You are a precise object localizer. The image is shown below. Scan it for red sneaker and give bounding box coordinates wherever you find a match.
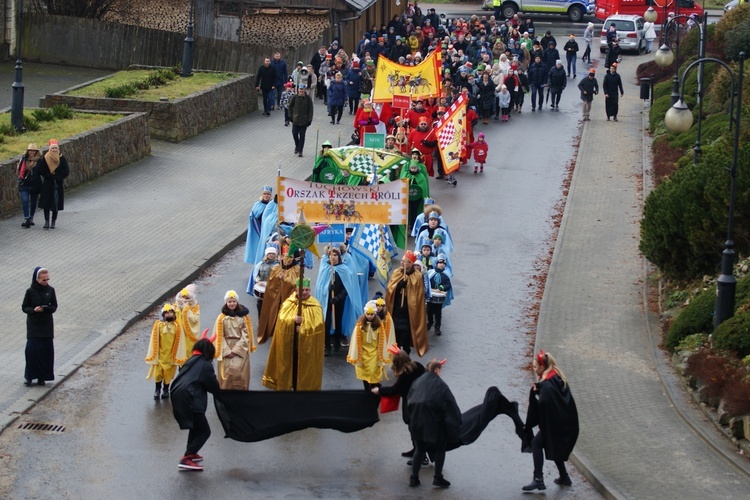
[186,453,203,463]
[178,457,204,471]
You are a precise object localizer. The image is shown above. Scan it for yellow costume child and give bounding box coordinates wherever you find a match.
[347,301,395,390]
[175,285,200,360]
[145,303,187,400]
[212,290,256,390]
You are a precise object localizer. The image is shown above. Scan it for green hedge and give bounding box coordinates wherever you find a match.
[667,274,750,351]
[713,311,750,357]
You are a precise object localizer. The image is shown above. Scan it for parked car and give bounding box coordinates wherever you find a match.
[724,0,739,12]
[600,14,646,54]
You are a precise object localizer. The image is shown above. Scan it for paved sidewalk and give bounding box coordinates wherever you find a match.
[536,60,750,496]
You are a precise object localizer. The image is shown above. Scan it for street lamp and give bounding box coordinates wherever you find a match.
[654,13,707,163]
[10,0,25,132]
[181,2,195,77]
[664,52,746,329]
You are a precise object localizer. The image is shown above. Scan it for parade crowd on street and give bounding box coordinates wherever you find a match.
[18,1,585,492]
[155,2,583,486]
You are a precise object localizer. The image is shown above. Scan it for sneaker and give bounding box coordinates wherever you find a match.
[433,475,451,488]
[409,476,421,487]
[554,475,572,486]
[401,448,415,458]
[613,117,618,122]
[186,453,204,463]
[178,457,204,471]
[340,337,350,348]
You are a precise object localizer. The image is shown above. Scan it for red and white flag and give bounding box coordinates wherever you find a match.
[435,94,467,174]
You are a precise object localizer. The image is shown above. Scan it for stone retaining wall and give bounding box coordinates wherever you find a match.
[43,74,256,142]
[0,112,151,217]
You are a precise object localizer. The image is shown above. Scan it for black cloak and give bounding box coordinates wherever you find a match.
[523,375,579,461]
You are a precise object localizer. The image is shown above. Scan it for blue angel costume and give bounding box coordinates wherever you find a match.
[315,253,363,348]
[243,188,278,265]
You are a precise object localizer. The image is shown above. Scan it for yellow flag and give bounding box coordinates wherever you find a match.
[372,49,442,103]
[435,94,467,174]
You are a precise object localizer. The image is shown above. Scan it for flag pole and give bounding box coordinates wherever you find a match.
[293,249,305,392]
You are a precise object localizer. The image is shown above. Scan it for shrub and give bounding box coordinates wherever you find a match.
[666,286,715,350]
[666,275,750,351]
[685,348,750,417]
[104,83,137,99]
[32,108,55,122]
[717,4,750,61]
[22,116,40,132]
[666,289,688,309]
[725,23,750,63]
[51,104,73,120]
[0,123,16,137]
[712,311,750,357]
[640,135,750,280]
[676,333,709,352]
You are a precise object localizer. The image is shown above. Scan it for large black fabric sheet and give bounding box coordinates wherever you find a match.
[214,390,380,442]
[450,386,525,451]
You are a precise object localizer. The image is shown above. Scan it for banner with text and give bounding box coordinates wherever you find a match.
[277,177,408,226]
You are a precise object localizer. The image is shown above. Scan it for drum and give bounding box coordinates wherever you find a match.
[428,290,446,304]
[253,282,266,299]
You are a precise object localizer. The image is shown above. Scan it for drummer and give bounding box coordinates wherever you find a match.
[247,245,280,316]
[426,254,453,337]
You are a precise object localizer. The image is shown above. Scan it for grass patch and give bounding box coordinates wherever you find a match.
[0,111,123,159]
[66,69,237,101]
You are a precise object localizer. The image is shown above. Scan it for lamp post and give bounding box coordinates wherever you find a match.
[10,0,25,132]
[653,14,706,161]
[181,2,195,77]
[664,52,745,329]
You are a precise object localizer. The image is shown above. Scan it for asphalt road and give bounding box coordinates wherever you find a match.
[0,82,602,497]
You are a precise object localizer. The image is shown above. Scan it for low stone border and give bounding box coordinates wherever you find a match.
[43,72,257,142]
[0,111,151,217]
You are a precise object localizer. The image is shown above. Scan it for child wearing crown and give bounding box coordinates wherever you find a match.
[347,301,395,390]
[145,303,187,399]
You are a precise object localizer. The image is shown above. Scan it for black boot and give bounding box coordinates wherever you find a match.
[435,325,441,336]
[161,383,170,399]
[433,475,451,488]
[554,474,572,486]
[22,218,31,228]
[29,217,35,226]
[522,477,546,491]
[50,219,56,229]
[409,476,421,487]
[43,220,50,229]
[154,382,162,400]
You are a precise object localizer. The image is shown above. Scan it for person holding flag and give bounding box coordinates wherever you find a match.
[262,278,325,391]
[400,150,430,232]
[315,245,362,356]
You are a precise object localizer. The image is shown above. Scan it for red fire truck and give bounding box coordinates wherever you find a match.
[595,0,704,24]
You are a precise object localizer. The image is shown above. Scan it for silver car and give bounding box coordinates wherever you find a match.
[724,0,739,12]
[600,14,646,54]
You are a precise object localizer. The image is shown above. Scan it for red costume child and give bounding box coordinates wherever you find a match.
[353,100,380,146]
[407,116,437,176]
[467,132,489,174]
